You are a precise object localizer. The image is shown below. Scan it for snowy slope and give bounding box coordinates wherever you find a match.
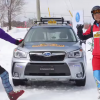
[0,28,99,100]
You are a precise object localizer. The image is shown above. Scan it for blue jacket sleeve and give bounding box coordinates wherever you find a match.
[0,28,17,44]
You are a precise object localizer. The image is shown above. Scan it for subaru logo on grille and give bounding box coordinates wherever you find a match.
[43,52,51,57]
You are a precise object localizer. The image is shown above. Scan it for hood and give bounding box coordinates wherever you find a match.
[18,42,81,53]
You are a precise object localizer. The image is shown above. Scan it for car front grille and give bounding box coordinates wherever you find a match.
[29,51,66,61]
[24,63,71,76]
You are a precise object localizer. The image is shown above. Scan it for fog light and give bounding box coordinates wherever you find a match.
[14,72,19,77]
[76,72,83,78]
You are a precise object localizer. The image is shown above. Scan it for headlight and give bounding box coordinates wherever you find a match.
[14,49,27,58]
[67,49,83,58]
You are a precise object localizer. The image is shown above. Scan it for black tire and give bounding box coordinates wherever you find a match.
[75,76,86,86]
[12,79,26,86]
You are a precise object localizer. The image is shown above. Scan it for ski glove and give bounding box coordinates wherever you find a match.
[76,24,84,31]
[76,24,84,36]
[16,39,23,45]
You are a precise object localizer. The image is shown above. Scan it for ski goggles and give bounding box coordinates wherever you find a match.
[92,9,100,14]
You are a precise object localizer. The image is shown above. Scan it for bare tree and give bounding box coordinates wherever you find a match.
[0,0,6,27]
[5,0,25,30]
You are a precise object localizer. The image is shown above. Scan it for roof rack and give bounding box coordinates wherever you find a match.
[34,17,70,25]
[41,17,64,24]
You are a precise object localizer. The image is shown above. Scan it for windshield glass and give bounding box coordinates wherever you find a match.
[24,27,77,42]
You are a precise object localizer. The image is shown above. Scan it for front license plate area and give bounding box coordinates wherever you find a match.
[39,65,55,72]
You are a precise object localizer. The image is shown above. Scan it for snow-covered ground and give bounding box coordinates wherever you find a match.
[0,27,98,100]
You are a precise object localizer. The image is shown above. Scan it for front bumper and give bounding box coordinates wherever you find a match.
[11,57,86,81]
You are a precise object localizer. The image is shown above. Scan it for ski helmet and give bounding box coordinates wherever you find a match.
[91,6,100,19]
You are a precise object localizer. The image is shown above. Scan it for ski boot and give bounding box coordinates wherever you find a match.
[8,90,24,100]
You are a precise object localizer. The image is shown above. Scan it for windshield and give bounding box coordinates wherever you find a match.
[24,27,77,42]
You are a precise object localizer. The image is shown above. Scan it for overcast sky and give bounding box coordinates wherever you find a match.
[17,0,100,23]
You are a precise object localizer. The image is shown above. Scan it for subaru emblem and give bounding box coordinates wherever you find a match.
[43,52,51,57]
[76,12,80,22]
